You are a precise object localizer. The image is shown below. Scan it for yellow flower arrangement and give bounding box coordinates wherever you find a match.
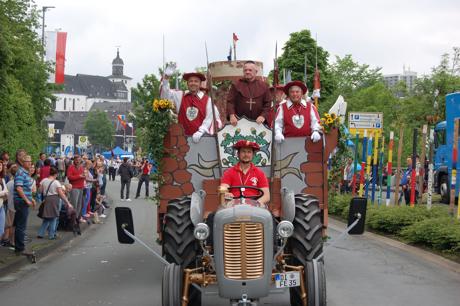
[320,112,340,133]
[152,99,175,112]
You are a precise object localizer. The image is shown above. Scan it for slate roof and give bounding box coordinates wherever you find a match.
[60,74,128,99]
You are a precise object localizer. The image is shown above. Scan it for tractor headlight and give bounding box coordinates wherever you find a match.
[277,221,294,238]
[194,223,210,241]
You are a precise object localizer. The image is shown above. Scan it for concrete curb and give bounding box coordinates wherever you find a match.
[328,217,460,275]
[0,198,113,277]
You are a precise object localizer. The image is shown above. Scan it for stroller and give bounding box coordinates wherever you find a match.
[58,203,81,235]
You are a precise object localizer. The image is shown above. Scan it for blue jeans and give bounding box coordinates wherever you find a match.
[14,201,29,252]
[82,187,91,216]
[38,217,58,239]
[0,206,5,237]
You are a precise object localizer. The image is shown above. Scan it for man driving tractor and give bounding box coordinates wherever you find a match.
[220,140,270,205]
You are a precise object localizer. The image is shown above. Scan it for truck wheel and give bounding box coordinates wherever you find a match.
[440,175,450,204]
[162,197,202,306]
[288,194,324,306]
[163,197,198,267]
[162,263,182,306]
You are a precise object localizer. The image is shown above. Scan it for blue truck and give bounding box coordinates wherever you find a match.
[434,92,460,203]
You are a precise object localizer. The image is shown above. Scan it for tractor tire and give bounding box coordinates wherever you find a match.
[440,174,450,204]
[288,194,324,306]
[162,197,198,268]
[162,263,182,306]
[162,197,202,306]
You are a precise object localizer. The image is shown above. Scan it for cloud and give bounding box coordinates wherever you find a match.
[36,0,460,84]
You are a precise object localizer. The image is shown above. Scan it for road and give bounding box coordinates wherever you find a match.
[0,180,459,306]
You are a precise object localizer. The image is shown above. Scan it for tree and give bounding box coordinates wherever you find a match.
[277,29,331,98]
[84,110,115,151]
[0,0,55,157]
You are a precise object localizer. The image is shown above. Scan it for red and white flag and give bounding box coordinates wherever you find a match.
[233,33,239,44]
[45,31,67,84]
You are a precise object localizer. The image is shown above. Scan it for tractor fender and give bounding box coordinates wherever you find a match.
[190,190,206,226]
[281,187,295,222]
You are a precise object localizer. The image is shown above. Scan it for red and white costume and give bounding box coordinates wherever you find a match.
[160,77,221,139]
[274,98,321,137]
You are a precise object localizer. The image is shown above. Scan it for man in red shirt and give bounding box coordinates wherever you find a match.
[220,140,270,205]
[135,159,152,199]
[66,155,86,219]
[274,81,322,143]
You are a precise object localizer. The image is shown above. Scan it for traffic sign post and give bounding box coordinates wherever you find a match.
[349,112,383,138]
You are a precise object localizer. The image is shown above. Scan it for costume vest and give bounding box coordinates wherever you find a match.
[178,93,208,135]
[282,102,312,137]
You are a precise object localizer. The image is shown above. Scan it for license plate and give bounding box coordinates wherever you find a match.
[275,271,300,288]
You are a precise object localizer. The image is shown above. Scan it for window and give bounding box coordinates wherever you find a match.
[64,98,67,110]
[73,99,75,111]
[434,129,446,148]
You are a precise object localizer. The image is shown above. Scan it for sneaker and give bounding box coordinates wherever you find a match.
[121,199,125,202]
[100,214,107,218]
[84,214,91,218]
[36,235,44,239]
[126,198,132,202]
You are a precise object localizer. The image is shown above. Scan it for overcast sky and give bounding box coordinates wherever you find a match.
[35,0,460,85]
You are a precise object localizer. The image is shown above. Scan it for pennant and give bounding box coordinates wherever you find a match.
[227,45,232,61]
[312,68,321,98]
[45,31,67,84]
[117,114,127,129]
[233,33,239,43]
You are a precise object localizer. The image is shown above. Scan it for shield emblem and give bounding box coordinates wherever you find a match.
[186,106,199,121]
[292,114,305,129]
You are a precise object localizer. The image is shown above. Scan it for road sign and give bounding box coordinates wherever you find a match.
[349,112,383,138]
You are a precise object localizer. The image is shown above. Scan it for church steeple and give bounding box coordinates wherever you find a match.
[112,48,124,76]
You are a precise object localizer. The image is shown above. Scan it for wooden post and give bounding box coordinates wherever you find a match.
[427,128,434,210]
[377,135,385,206]
[394,128,404,206]
[371,133,379,204]
[351,133,360,196]
[450,119,459,215]
[386,132,394,206]
[418,125,428,201]
[359,130,368,197]
[365,133,373,199]
[410,128,418,207]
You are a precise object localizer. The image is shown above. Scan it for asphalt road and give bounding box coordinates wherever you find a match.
[0,180,459,306]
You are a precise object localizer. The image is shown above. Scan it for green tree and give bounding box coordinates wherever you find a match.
[277,29,331,98]
[0,0,55,157]
[84,110,115,151]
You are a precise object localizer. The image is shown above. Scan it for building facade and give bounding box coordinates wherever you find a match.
[383,67,417,92]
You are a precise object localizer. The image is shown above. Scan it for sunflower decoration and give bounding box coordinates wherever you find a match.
[320,112,340,133]
[152,99,175,113]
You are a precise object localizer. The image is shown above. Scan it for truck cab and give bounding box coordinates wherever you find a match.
[434,92,460,203]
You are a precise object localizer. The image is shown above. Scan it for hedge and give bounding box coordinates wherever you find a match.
[328,194,459,253]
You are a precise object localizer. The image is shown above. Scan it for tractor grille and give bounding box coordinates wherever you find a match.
[223,222,264,280]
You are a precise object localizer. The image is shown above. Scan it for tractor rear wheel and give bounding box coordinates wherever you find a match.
[288,194,324,306]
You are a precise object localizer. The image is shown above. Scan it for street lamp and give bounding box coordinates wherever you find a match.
[41,6,55,54]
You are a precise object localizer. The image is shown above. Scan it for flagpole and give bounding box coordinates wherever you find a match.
[314,33,319,109]
[233,40,237,61]
[162,34,165,74]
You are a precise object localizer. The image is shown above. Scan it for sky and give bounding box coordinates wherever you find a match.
[35,0,460,85]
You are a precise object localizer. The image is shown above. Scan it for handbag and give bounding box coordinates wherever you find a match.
[37,179,55,219]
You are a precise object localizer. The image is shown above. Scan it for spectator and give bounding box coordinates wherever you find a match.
[38,167,72,239]
[15,149,26,166]
[13,154,35,255]
[56,157,66,182]
[1,151,9,181]
[38,158,51,186]
[67,155,86,219]
[82,160,97,220]
[1,164,18,247]
[400,157,419,204]
[135,159,152,199]
[108,158,116,181]
[35,152,46,172]
[0,161,8,238]
[118,157,133,201]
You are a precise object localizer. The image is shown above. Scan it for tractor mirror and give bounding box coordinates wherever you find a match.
[347,197,367,235]
[115,207,135,244]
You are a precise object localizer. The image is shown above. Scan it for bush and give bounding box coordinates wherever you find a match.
[365,205,447,235]
[328,194,353,218]
[401,217,460,253]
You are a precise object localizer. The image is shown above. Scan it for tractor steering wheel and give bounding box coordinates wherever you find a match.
[227,186,264,200]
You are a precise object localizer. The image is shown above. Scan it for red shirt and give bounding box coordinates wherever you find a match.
[67,164,85,189]
[38,165,50,185]
[178,93,208,136]
[142,163,150,175]
[221,163,268,198]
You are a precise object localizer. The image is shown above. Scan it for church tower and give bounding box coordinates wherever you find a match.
[108,48,132,102]
[112,48,124,76]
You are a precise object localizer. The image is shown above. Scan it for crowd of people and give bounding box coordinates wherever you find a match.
[0,149,152,256]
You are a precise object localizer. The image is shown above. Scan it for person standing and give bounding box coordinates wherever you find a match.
[37,167,72,239]
[160,71,222,142]
[274,81,322,143]
[108,158,116,181]
[56,157,66,182]
[0,162,8,239]
[227,61,272,126]
[66,155,86,218]
[118,157,133,201]
[135,159,152,199]
[13,154,35,255]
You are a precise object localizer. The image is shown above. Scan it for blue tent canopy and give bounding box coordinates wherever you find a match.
[102,146,133,159]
